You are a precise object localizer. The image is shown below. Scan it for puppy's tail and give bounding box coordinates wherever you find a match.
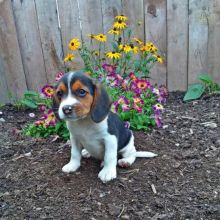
[136,151,158,158]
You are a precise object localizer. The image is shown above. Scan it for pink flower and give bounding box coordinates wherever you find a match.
[136,79,151,90]
[155,115,162,128]
[133,104,143,113]
[41,85,54,98]
[38,104,47,112]
[129,72,137,81]
[55,71,64,81]
[35,120,46,127]
[124,121,130,129]
[115,96,130,112]
[102,64,116,73]
[44,109,57,126]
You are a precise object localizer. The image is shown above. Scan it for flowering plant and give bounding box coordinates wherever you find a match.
[24,15,167,140]
[64,14,167,129]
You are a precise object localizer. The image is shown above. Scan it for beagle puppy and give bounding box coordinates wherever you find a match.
[53,71,157,183]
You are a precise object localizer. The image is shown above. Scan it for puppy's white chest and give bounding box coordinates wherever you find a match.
[67,119,107,160]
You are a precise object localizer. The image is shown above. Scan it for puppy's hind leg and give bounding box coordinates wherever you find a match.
[118,135,136,168]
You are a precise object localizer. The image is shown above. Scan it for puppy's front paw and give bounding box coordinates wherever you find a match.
[98,166,116,183]
[62,161,80,173]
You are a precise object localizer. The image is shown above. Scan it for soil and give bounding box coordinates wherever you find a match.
[0,92,220,220]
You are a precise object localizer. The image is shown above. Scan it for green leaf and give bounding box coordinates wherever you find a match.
[24,91,39,97]
[183,84,205,101]
[198,74,213,84]
[20,99,38,108]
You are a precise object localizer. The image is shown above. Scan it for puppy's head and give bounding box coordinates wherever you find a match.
[53,71,111,123]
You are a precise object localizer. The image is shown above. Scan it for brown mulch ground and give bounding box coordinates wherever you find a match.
[0,92,220,220]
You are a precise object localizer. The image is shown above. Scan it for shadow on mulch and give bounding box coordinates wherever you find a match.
[0,92,220,219]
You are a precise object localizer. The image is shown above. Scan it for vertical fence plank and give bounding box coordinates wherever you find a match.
[58,0,83,70]
[79,0,103,37]
[35,0,64,83]
[122,0,144,40]
[79,0,103,53]
[101,0,122,34]
[0,0,27,102]
[208,0,220,82]
[144,0,167,86]
[101,0,122,50]
[12,0,47,91]
[167,0,188,91]
[188,0,209,85]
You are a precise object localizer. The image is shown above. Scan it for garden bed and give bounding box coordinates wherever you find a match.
[0,92,219,219]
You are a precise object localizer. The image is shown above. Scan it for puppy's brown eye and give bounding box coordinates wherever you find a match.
[57,90,63,98]
[77,89,87,97]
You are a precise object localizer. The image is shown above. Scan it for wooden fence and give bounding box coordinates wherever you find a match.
[0,0,220,103]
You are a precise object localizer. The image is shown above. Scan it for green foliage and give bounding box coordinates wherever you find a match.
[12,91,52,110]
[184,74,220,101]
[24,120,69,141]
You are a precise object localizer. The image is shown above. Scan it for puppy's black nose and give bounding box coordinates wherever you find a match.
[62,105,73,115]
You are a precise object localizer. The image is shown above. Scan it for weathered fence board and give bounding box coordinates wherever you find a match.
[122,0,144,40]
[167,0,188,91]
[0,0,27,102]
[35,0,64,83]
[144,0,167,86]
[208,0,220,82]
[12,0,47,91]
[78,0,103,53]
[58,0,83,70]
[188,0,209,84]
[101,0,122,50]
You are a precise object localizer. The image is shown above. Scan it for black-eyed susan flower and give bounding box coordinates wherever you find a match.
[108,28,120,35]
[119,44,132,53]
[64,54,75,62]
[130,44,139,53]
[153,54,163,63]
[147,42,158,53]
[94,34,107,42]
[41,85,54,98]
[93,50,100,56]
[113,20,127,29]
[106,51,121,59]
[133,37,143,45]
[68,38,81,50]
[140,42,157,53]
[115,15,128,21]
[87,34,95,39]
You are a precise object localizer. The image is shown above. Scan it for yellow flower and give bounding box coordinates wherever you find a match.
[106,51,121,59]
[153,54,163,63]
[87,34,95,39]
[108,28,120,35]
[133,37,143,45]
[68,38,81,50]
[140,42,158,53]
[137,21,142,26]
[113,21,127,29]
[115,15,128,21]
[94,34,107,42]
[93,51,100,56]
[146,42,158,53]
[64,54,75,62]
[119,44,131,53]
[130,44,139,53]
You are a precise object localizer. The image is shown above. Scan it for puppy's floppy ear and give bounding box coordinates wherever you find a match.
[91,82,111,123]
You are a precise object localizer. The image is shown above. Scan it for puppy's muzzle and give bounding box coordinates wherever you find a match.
[62,105,73,115]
